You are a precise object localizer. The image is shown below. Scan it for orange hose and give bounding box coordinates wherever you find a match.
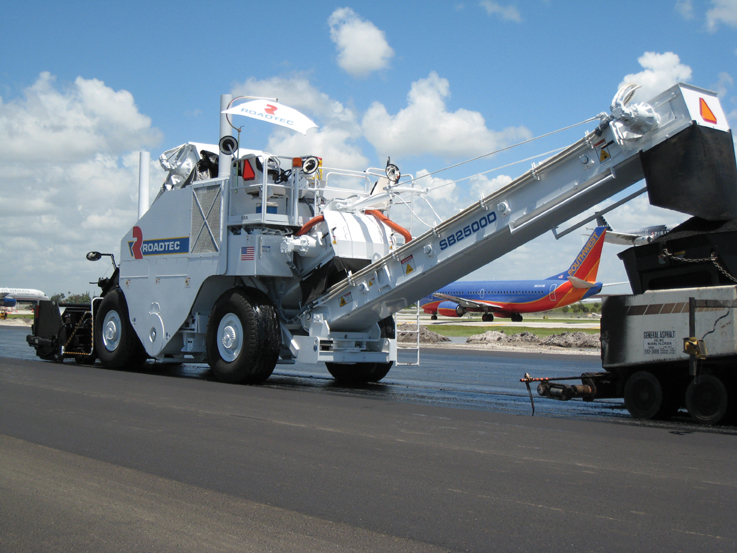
[294,215,325,236]
[295,211,412,244]
[365,209,412,243]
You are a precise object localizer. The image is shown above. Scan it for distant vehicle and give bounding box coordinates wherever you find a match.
[0,288,49,308]
[419,227,607,322]
[596,215,676,246]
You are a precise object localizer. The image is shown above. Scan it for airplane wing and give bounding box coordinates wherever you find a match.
[432,292,504,312]
[0,292,8,299]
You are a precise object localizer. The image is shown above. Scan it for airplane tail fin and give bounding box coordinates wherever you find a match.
[595,214,612,230]
[546,226,607,283]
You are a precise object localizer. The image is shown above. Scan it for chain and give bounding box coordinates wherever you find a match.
[661,248,737,283]
[63,311,93,354]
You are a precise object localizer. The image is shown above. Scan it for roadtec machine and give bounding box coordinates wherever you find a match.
[28,84,737,401]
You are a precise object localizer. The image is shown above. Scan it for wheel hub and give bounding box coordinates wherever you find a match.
[217,313,243,362]
[102,311,122,352]
[222,326,236,349]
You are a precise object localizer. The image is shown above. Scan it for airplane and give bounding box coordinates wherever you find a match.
[0,287,49,308]
[419,226,607,322]
[596,215,676,246]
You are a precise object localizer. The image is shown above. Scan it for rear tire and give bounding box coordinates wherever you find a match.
[94,289,147,370]
[326,362,394,383]
[326,317,394,384]
[623,371,669,420]
[686,374,730,425]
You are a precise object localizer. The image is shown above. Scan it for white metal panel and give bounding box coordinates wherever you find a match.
[605,286,737,367]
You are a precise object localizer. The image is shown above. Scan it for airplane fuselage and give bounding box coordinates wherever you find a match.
[0,287,49,307]
[420,279,602,319]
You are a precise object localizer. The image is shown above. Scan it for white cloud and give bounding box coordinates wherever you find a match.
[480,1,523,22]
[469,173,513,199]
[619,52,693,102]
[707,0,737,31]
[231,75,369,170]
[713,72,734,98]
[0,73,162,295]
[675,0,694,19]
[328,8,394,78]
[0,72,159,163]
[362,72,531,159]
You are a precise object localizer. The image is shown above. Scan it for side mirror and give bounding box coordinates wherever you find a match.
[86,251,117,269]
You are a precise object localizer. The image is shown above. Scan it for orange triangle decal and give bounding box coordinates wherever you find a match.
[699,98,717,124]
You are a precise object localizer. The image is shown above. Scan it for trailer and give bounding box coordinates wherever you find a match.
[27,83,737,393]
[531,218,737,425]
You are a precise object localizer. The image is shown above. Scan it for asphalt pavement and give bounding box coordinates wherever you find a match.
[2,355,736,552]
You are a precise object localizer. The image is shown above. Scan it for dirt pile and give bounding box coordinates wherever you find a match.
[397,323,451,343]
[540,332,600,349]
[466,329,599,349]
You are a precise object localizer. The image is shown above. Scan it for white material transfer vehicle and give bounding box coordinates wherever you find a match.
[28,83,737,389]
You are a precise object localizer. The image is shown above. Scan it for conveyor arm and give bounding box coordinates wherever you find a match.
[304,83,735,333]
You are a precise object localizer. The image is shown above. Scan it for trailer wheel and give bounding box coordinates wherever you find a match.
[623,371,669,420]
[94,289,147,370]
[325,316,394,384]
[685,374,730,425]
[207,288,279,384]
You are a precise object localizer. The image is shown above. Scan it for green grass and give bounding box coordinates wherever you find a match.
[5,314,33,320]
[425,325,600,338]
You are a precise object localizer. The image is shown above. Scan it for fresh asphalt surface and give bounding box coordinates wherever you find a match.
[2,326,737,551]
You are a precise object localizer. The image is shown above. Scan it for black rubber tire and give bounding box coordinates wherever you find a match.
[482,313,494,322]
[326,317,394,384]
[37,341,61,362]
[430,314,438,320]
[686,374,730,425]
[247,288,281,382]
[623,370,669,420]
[94,289,147,370]
[206,288,279,384]
[511,313,523,322]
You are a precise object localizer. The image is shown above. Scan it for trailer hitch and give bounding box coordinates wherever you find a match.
[520,373,612,415]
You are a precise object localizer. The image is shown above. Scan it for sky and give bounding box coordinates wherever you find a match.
[1,0,736,298]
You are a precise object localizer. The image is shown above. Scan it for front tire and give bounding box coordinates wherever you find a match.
[206,288,280,384]
[94,289,147,370]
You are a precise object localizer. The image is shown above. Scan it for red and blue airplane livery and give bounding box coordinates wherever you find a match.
[420,226,607,322]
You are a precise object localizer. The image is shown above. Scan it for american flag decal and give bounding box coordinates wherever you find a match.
[241,246,255,261]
